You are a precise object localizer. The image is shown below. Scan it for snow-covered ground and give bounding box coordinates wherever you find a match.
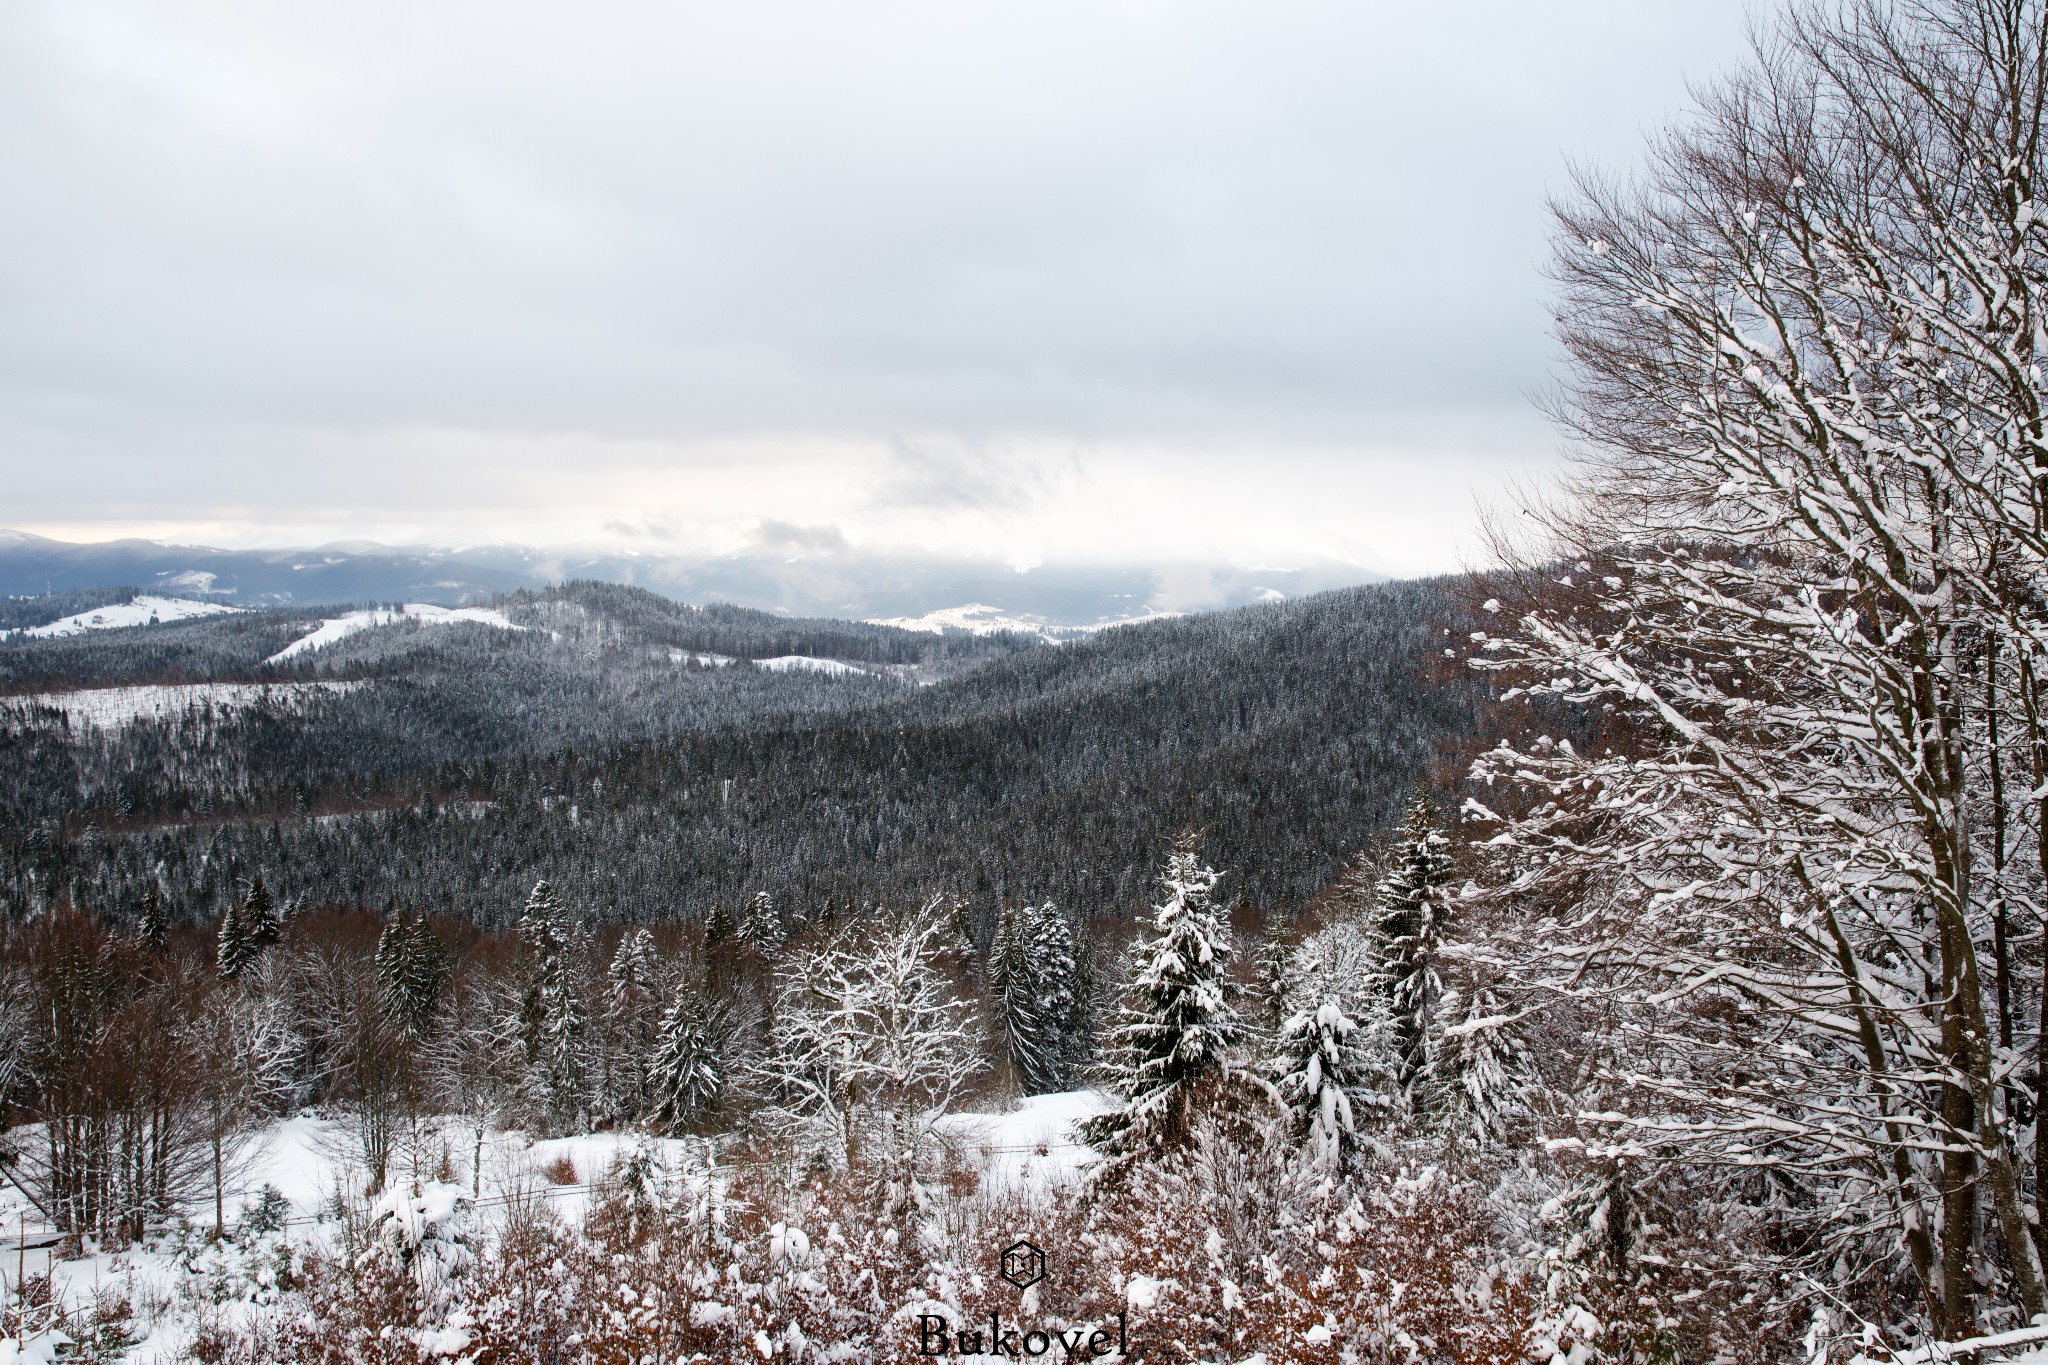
[266,604,524,663]
[866,603,1095,642]
[935,1089,1110,1194]
[866,603,1180,642]
[11,595,238,639]
[0,1092,1108,1298]
[751,654,871,677]
[667,648,736,667]
[9,681,363,731]
[0,1096,1105,1363]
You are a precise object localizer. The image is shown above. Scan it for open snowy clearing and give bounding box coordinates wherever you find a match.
[752,654,871,677]
[266,604,524,663]
[866,603,1180,642]
[10,595,239,639]
[933,1089,1108,1193]
[7,681,363,731]
[0,1094,1107,1365]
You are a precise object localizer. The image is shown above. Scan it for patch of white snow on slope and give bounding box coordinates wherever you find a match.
[866,603,1179,642]
[16,595,238,638]
[752,655,869,676]
[11,681,364,731]
[268,603,524,662]
[668,648,737,666]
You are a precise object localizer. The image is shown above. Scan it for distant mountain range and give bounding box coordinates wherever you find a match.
[0,530,1382,628]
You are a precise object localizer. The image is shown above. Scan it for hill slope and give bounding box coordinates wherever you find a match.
[2,578,1481,929]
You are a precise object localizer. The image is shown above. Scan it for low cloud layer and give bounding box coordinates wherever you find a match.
[0,0,1749,577]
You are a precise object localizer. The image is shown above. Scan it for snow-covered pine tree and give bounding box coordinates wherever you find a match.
[1429,984,1525,1148]
[378,914,450,1040]
[376,916,404,1013]
[740,890,786,959]
[517,880,589,1129]
[1024,900,1077,1080]
[608,928,658,1014]
[649,984,722,1133]
[217,895,254,978]
[403,916,449,1030]
[1255,923,1293,1025]
[1268,995,1396,1174]
[990,901,1073,1094]
[603,928,661,1120]
[1080,834,1245,1169]
[704,900,738,953]
[1374,797,1451,1098]
[243,875,280,949]
[138,881,167,955]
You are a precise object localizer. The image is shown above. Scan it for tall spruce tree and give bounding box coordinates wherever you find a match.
[217,896,254,978]
[990,900,1075,1094]
[1374,797,1451,1098]
[1079,835,1243,1168]
[138,881,167,955]
[740,890,786,959]
[603,928,661,1121]
[649,983,722,1133]
[243,875,280,949]
[378,914,449,1040]
[518,880,588,1129]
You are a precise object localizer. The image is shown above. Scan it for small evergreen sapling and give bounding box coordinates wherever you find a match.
[1431,985,1526,1147]
[1268,994,1398,1174]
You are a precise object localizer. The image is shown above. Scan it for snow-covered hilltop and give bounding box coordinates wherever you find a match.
[10,594,237,639]
[265,603,525,662]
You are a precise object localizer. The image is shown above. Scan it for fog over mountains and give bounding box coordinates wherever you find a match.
[0,529,1382,627]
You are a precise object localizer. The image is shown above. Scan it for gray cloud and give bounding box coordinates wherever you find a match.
[0,0,1753,572]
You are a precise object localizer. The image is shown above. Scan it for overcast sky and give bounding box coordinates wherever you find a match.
[0,0,1753,577]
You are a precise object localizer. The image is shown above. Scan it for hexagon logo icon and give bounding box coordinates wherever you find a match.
[1000,1238,1046,1290]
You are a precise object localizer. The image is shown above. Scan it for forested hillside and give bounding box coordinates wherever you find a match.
[1,576,1481,931]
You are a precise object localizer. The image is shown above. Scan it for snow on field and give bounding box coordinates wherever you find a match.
[9,681,363,731]
[13,595,238,639]
[752,654,870,676]
[0,1093,1106,1361]
[267,603,524,663]
[867,603,1087,640]
[867,603,1180,643]
[936,1090,1109,1193]
[667,648,737,666]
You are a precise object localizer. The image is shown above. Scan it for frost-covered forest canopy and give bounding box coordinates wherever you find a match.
[1,574,1477,930]
[17,0,2048,1362]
